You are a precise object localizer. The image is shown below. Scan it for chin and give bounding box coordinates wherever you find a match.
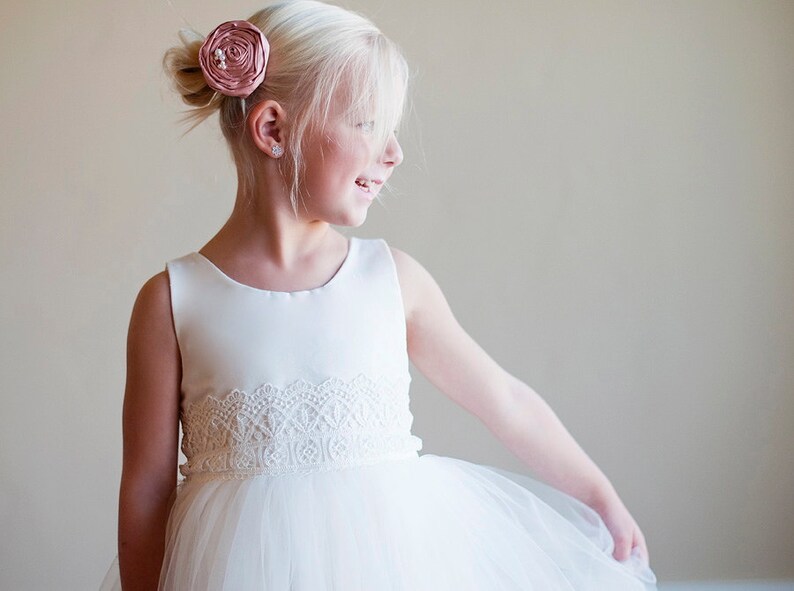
[340,213,368,228]
[321,208,366,228]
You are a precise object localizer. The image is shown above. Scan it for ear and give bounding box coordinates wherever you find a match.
[248,100,286,158]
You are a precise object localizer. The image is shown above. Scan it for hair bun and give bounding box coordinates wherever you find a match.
[162,26,225,130]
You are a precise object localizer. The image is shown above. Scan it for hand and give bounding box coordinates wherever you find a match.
[592,494,650,566]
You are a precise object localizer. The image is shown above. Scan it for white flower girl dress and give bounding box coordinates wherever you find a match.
[99,236,658,590]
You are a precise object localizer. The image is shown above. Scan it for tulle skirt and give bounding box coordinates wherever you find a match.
[99,453,658,590]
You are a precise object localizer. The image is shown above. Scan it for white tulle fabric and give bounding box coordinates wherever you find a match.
[99,237,658,590]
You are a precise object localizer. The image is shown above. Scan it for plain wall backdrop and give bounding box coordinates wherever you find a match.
[1,1,792,589]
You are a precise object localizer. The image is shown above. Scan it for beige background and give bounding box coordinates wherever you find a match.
[1,1,792,589]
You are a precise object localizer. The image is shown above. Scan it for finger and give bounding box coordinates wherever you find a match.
[612,533,632,561]
[636,533,650,566]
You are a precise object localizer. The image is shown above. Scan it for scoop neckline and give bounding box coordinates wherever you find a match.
[193,236,356,296]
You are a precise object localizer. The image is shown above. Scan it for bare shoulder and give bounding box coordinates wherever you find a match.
[130,270,176,341]
[388,244,439,322]
[387,243,511,424]
[137,270,171,306]
[126,269,181,400]
[387,243,420,275]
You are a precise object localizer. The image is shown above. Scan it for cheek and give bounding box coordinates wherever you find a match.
[307,133,370,192]
[307,161,351,194]
[326,132,371,161]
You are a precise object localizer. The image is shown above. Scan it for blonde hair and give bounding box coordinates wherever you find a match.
[162,0,410,215]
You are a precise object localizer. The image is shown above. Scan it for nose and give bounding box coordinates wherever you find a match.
[380,132,403,168]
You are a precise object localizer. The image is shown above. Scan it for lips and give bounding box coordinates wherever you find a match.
[354,177,383,192]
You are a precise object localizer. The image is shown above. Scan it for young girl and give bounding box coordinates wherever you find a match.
[100,1,658,589]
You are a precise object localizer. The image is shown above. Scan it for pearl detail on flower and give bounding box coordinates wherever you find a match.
[213,48,227,70]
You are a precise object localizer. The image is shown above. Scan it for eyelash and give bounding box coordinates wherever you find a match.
[357,122,399,138]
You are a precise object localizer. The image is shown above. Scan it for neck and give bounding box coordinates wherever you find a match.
[204,165,339,269]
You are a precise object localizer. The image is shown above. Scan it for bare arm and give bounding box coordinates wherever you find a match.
[392,246,648,563]
[117,271,181,590]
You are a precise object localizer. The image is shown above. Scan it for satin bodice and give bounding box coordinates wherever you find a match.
[165,237,422,481]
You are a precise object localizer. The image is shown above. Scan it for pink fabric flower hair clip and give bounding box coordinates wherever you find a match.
[198,20,270,98]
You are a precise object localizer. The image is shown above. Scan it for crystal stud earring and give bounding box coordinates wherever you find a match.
[271,144,283,157]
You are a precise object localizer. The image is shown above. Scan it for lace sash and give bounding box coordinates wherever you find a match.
[179,373,423,481]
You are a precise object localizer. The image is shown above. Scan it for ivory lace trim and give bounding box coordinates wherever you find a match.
[179,373,422,480]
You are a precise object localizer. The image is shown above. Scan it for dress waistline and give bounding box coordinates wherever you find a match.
[181,447,421,483]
